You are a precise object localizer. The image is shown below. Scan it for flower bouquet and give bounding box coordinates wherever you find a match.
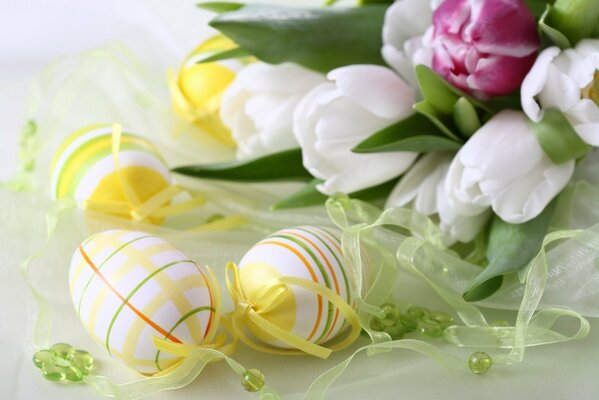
[5,0,599,399]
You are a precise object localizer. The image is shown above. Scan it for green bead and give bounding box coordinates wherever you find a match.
[383,324,406,340]
[33,350,55,369]
[64,366,84,382]
[418,321,443,337]
[407,306,429,319]
[72,350,94,374]
[41,364,67,382]
[468,352,492,375]
[50,343,75,360]
[241,369,265,392]
[400,314,419,332]
[381,303,400,320]
[380,318,396,328]
[369,317,384,331]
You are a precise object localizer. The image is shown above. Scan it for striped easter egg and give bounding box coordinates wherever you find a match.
[69,230,217,375]
[237,226,354,348]
[51,124,171,221]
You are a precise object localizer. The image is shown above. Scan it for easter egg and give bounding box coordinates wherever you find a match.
[171,35,247,146]
[237,226,354,348]
[51,124,171,222]
[69,230,217,375]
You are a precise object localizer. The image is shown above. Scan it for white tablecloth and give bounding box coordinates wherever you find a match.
[1,1,598,399]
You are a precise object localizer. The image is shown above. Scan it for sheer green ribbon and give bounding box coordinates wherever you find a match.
[304,195,591,400]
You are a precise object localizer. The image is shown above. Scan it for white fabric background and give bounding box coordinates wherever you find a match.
[0,1,598,399]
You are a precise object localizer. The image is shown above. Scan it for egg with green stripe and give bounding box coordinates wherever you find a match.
[237,226,354,348]
[69,229,218,375]
[51,124,171,222]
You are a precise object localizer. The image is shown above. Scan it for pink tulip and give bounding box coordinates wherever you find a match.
[431,0,539,98]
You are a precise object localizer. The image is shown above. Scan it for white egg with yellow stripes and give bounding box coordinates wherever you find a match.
[69,229,218,375]
[237,226,355,349]
[51,124,171,222]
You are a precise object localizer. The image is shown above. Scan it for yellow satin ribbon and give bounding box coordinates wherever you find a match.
[225,262,361,359]
[81,123,206,224]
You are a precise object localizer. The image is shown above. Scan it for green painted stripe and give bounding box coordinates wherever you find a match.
[104,259,195,356]
[154,306,215,371]
[272,234,334,345]
[77,235,152,317]
[296,227,351,304]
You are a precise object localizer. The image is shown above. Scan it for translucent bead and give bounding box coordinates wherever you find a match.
[380,318,396,328]
[468,351,492,375]
[407,306,429,319]
[369,317,384,332]
[418,321,443,337]
[50,343,75,360]
[384,324,406,340]
[64,366,84,382]
[241,369,265,392]
[41,364,67,382]
[33,350,54,369]
[399,314,419,332]
[381,303,400,320]
[72,350,94,374]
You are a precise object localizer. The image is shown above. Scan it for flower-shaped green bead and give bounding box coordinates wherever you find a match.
[33,343,94,382]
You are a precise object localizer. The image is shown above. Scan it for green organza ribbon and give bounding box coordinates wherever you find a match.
[303,195,590,400]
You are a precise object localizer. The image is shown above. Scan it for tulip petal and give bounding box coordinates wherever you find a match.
[317,152,417,195]
[520,47,561,122]
[328,65,415,120]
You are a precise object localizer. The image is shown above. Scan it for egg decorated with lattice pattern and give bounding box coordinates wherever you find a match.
[69,229,217,375]
[51,124,171,222]
[237,226,355,348]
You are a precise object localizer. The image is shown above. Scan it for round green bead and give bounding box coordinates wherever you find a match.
[64,366,84,382]
[72,350,94,374]
[407,306,429,319]
[383,324,406,340]
[50,343,75,360]
[468,351,492,375]
[400,314,419,332]
[241,369,265,392]
[33,350,55,369]
[369,317,384,331]
[381,303,400,320]
[41,364,67,382]
[418,321,443,337]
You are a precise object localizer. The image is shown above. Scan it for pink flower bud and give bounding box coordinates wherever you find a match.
[431,0,539,98]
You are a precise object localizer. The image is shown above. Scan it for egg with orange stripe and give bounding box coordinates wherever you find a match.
[237,226,355,349]
[69,229,218,375]
[51,124,171,223]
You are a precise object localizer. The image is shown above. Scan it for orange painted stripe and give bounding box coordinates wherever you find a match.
[79,246,182,344]
[258,240,323,342]
[283,231,341,341]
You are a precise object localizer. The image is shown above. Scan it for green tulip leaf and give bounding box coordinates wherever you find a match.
[197,2,245,13]
[353,113,462,153]
[209,4,387,73]
[172,148,313,182]
[413,101,461,141]
[529,108,591,164]
[463,199,557,302]
[194,47,250,64]
[272,178,398,210]
[414,65,489,114]
[539,4,572,49]
[453,97,481,137]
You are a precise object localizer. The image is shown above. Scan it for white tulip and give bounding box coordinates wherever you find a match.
[387,152,489,244]
[220,62,326,159]
[446,110,574,224]
[381,0,436,87]
[293,65,418,195]
[521,39,599,146]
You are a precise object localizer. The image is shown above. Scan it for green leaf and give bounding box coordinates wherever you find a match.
[209,4,387,73]
[415,65,489,114]
[194,47,250,64]
[413,101,461,141]
[272,178,398,210]
[197,2,245,13]
[539,4,572,49]
[463,200,558,301]
[529,108,591,164]
[453,97,481,138]
[352,113,462,153]
[546,0,599,46]
[172,149,313,182]
[271,180,327,209]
